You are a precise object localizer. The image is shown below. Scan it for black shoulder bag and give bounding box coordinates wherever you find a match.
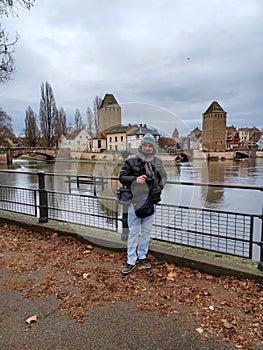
[117,186,133,206]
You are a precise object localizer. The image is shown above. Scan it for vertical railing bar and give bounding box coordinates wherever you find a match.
[249,215,254,260]
[115,199,119,232]
[257,207,263,271]
[34,189,37,217]
[38,171,48,223]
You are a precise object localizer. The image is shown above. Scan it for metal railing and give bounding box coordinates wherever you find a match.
[0,170,262,271]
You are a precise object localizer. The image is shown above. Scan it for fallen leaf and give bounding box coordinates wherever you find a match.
[223,322,234,329]
[26,315,38,324]
[164,262,175,272]
[196,327,204,334]
[167,271,177,281]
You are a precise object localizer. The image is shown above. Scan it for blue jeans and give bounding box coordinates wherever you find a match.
[127,203,155,265]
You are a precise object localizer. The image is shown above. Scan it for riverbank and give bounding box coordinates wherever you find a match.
[1,149,263,165]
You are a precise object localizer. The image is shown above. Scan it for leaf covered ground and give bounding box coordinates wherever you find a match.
[0,223,262,349]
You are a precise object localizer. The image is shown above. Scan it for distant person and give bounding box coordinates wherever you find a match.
[119,133,167,275]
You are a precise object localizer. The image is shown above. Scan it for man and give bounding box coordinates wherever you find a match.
[119,133,167,275]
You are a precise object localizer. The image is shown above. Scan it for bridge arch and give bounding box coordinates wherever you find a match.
[7,147,61,163]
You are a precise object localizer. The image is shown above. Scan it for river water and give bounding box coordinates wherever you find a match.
[1,157,263,215]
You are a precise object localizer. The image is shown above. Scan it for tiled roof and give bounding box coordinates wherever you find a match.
[64,128,90,140]
[100,94,120,108]
[95,124,122,139]
[128,125,160,136]
[203,101,226,115]
[106,125,137,134]
[64,130,81,140]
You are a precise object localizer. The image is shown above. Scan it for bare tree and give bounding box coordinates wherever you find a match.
[93,95,102,134]
[0,29,18,83]
[54,107,67,137]
[0,0,35,83]
[67,121,74,133]
[86,106,93,135]
[0,106,13,145]
[0,0,34,16]
[24,105,38,146]
[74,108,84,132]
[39,81,57,147]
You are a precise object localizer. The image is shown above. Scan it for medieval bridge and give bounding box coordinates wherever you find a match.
[4,147,70,163]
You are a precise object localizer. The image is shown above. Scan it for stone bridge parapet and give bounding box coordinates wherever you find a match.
[1,147,70,164]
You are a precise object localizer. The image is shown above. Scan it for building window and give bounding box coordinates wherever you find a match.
[115,136,117,142]
[110,137,112,142]
[98,140,101,148]
[121,136,123,141]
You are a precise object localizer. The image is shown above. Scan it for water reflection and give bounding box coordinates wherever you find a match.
[1,157,263,214]
[202,160,225,205]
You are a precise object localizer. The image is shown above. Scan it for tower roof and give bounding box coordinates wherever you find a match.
[203,101,226,115]
[100,94,120,108]
[128,124,160,137]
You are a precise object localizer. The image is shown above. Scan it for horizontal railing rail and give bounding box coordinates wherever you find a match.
[0,169,262,271]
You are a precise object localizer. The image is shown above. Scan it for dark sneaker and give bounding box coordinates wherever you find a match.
[138,259,151,269]
[122,263,136,275]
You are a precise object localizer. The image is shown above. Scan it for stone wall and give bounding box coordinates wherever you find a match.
[70,151,123,162]
[193,150,234,160]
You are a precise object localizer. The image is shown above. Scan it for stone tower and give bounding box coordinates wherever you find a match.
[98,93,121,133]
[202,101,227,151]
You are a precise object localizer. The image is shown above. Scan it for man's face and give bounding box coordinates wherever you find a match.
[141,142,154,153]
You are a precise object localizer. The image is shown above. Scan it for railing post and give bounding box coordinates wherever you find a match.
[93,176,97,196]
[38,171,48,223]
[6,148,12,164]
[258,207,263,271]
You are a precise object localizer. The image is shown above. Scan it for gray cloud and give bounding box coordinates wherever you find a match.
[1,0,262,136]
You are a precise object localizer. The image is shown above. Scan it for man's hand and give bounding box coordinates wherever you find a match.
[136,175,147,184]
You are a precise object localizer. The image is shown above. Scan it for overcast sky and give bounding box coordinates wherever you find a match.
[1,0,262,137]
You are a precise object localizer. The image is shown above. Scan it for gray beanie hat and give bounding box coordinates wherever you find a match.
[138,133,157,152]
